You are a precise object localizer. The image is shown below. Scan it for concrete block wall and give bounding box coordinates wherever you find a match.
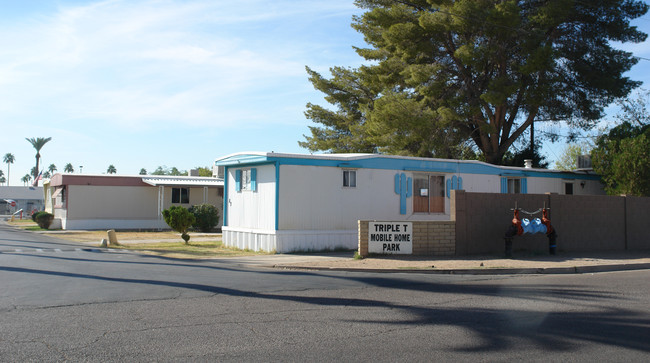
[550,194,625,251]
[412,221,456,255]
[626,196,650,250]
[358,221,369,256]
[452,190,551,255]
[358,220,455,257]
[453,190,650,255]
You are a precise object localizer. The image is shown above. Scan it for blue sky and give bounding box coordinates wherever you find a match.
[1,0,650,185]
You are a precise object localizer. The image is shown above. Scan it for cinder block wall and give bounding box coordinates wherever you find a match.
[626,196,650,250]
[453,190,650,255]
[550,194,625,251]
[358,220,455,257]
[452,190,551,255]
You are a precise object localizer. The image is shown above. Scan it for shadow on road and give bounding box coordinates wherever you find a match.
[1,263,648,354]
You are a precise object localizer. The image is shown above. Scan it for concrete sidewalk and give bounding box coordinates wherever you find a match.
[254,251,650,275]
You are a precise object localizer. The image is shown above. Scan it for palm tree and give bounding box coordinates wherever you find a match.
[48,164,57,175]
[3,153,15,186]
[25,137,52,180]
[64,163,74,173]
[107,165,117,174]
[0,176,5,185]
[21,174,31,186]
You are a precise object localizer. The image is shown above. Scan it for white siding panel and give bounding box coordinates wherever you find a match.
[278,166,450,231]
[227,164,276,230]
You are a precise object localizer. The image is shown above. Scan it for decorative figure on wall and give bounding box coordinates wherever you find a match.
[446,175,463,198]
[394,173,412,215]
[504,202,557,257]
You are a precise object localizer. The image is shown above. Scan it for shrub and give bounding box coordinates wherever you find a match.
[189,204,220,232]
[162,206,196,244]
[34,212,54,229]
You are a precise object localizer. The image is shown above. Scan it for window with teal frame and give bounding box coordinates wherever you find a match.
[501,177,527,194]
[235,168,257,192]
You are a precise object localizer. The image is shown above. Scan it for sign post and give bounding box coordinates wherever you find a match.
[368,222,413,254]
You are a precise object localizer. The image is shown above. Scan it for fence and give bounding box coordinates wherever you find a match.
[359,190,650,256]
[453,190,650,255]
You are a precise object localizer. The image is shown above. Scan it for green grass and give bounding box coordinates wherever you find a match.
[24,226,49,231]
[8,220,58,231]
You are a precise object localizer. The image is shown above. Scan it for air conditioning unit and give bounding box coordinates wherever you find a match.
[213,165,225,179]
[577,155,592,169]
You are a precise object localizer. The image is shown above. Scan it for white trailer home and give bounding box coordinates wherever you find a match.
[216,152,604,253]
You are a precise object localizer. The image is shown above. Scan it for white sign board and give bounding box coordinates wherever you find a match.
[368,222,412,254]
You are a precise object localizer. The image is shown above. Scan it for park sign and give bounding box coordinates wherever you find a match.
[368,222,412,254]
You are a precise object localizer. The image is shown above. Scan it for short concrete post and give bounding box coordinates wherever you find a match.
[100,239,108,247]
[107,229,119,246]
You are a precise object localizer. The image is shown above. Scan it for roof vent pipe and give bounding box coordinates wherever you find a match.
[524,159,533,169]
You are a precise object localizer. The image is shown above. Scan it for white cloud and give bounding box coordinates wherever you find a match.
[0,0,361,131]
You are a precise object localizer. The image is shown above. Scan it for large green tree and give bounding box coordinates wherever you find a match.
[152,166,186,176]
[554,142,592,171]
[304,0,647,164]
[25,137,52,180]
[592,122,650,196]
[300,66,379,153]
[592,90,650,196]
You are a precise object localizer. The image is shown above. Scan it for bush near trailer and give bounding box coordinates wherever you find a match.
[189,204,220,232]
[162,206,196,244]
[33,211,54,229]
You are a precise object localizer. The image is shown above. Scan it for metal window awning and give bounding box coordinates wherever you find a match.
[141,177,224,187]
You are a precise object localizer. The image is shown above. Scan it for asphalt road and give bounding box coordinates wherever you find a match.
[1,222,649,362]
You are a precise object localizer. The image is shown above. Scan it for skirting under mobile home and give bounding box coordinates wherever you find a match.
[216,152,604,253]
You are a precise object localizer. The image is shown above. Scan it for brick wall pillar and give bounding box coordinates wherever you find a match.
[358,220,369,257]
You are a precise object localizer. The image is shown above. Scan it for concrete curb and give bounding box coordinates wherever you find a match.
[270,262,650,275]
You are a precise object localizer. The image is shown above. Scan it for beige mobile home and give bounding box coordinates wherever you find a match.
[46,174,223,230]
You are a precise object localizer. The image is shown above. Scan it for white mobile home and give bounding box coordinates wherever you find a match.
[216,152,604,253]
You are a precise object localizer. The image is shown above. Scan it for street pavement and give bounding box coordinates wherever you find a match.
[2,220,650,361]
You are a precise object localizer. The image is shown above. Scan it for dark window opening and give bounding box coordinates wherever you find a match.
[172,188,190,204]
